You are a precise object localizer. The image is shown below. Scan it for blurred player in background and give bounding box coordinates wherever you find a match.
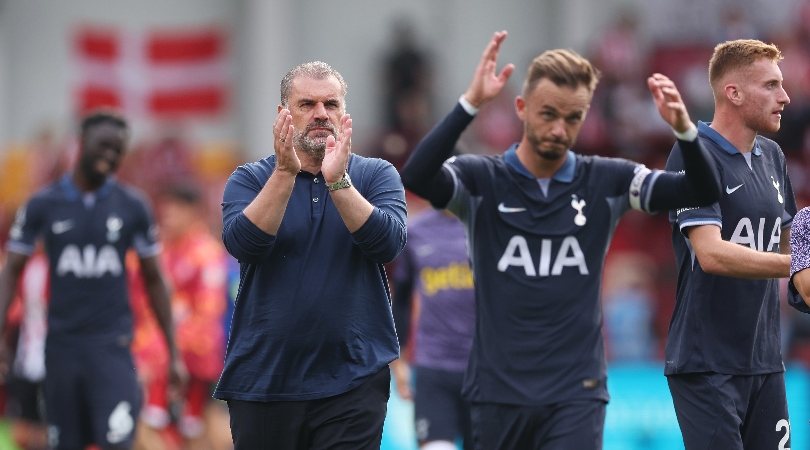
[401,31,721,449]
[0,110,186,450]
[137,183,228,450]
[391,208,475,450]
[664,39,796,449]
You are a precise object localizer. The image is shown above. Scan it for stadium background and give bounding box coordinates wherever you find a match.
[2,0,810,449]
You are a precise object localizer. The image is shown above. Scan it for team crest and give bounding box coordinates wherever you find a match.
[770,176,784,204]
[106,215,123,242]
[571,195,586,226]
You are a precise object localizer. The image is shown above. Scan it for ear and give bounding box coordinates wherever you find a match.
[516,96,526,121]
[725,84,743,106]
[278,104,284,113]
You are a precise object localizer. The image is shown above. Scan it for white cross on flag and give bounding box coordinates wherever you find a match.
[72,25,231,118]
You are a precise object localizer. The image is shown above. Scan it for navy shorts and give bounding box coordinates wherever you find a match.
[470,399,606,450]
[227,366,390,450]
[414,366,472,449]
[668,372,790,450]
[44,336,141,449]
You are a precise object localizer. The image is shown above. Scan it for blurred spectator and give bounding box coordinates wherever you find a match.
[380,18,433,128]
[590,8,648,86]
[714,8,759,43]
[366,88,432,170]
[603,252,659,362]
[2,250,48,450]
[140,183,228,449]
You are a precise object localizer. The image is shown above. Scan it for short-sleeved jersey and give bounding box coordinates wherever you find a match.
[444,144,661,405]
[665,121,796,376]
[393,209,475,372]
[6,175,160,341]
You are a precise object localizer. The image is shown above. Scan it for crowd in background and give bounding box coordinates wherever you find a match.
[2,2,810,449]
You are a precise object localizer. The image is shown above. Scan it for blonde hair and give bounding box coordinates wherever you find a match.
[709,39,782,94]
[523,49,600,96]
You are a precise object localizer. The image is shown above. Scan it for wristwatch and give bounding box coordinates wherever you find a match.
[326,172,352,191]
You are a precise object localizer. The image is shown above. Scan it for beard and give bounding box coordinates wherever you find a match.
[78,154,110,187]
[294,119,337,160]
[526,129,567,161]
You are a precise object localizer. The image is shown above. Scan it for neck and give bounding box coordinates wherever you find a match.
[296,150,323,175]
[709,107,757,153]
[71,170,105,193]
[515,139,566,179]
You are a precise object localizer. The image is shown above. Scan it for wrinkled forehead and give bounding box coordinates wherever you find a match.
[526,78,592,113]
[83,122,128,142]
[289,75,345,102]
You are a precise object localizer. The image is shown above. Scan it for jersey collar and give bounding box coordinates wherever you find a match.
[503,144,577,183]
[697,121,762,156]
[60,174,116,200]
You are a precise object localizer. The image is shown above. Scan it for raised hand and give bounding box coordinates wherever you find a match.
[322,114,352,185]
[648,73,694,134]
[274,108,300,175]
[463,30,516,108]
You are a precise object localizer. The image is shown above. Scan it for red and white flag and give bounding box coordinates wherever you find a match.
[73,24,230,118]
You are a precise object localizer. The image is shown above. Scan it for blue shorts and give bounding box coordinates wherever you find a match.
[667,372,790,450]
[470,399,606,450]
[44,336,141,449]
[414,366,472,448]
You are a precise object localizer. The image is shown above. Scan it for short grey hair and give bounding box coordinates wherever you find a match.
[280,61,348,107]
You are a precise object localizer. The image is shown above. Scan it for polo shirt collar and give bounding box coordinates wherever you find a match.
[60,173,115,201]
[503,144,577,182]
[698,121,762,156]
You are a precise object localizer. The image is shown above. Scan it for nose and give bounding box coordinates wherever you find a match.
[549,119,567,139]
[780,86,790,105]
[314,102,328,119]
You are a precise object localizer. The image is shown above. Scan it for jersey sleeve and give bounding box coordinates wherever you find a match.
[131,192,161,258]
[593,156,662,215]
[443,154,489,219]
[6,197,46,256]
[789,207,810,313]
[665,142,722,233]
[781,153,797,229]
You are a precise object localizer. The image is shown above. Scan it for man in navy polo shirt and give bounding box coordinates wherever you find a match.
[664,39,796,449]
[401,31,721,449]
[215,61,407,449]
[0,111,185,449]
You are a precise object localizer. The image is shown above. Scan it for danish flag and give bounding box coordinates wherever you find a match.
[73,25,230,117]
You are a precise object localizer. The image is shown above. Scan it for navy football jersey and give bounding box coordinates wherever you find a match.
[665,121,796,376]
[443,144,661,405]
[6,175,160,340]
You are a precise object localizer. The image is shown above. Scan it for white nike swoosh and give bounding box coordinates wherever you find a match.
[498,202,526,213]
[726,184,743,194]
[52,220,74,234]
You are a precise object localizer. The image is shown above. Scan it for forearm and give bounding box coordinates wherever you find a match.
[649,138,721,211]
[329,186,374,233]
[401,103,473,205]
[0,253,28,335]
[698,240,790,279]
[142,268,179,360]
[795,270,810,304]
[242,169,296,235]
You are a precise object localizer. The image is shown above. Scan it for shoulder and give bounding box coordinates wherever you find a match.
[587,154,641,173]
[114,182,151,205]
[407,209,443,230]
[755,135,786,163]
[796,207,810,228]
[23,181,64,213]
[230,157,276,183]
[444,153,500,174]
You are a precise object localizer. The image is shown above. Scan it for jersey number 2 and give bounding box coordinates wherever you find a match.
[776,419,790,450]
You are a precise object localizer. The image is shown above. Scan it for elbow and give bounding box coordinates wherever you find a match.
[695,253,724,276]
[796,272,810,306]
[373,228,407,264]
